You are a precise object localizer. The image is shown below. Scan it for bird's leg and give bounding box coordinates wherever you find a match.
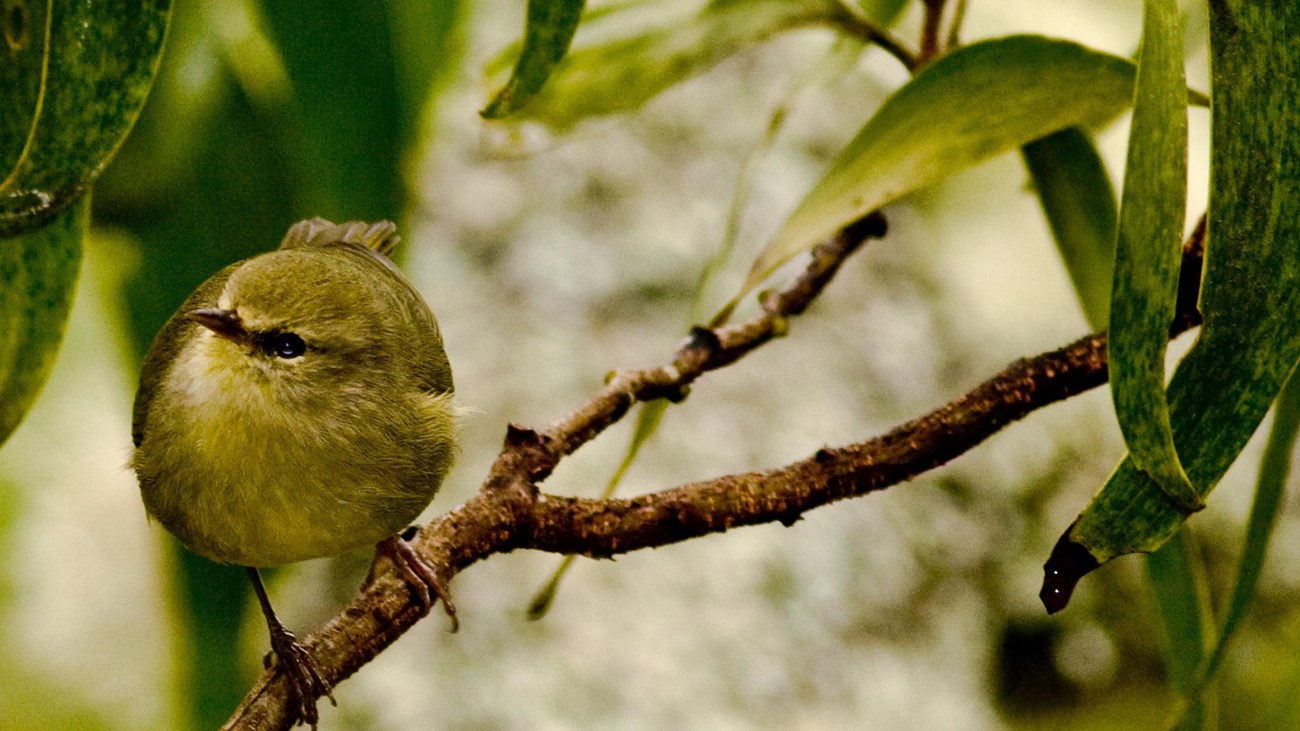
[373,533,459,632]
[247,567,335,728]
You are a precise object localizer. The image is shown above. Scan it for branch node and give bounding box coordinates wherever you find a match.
[777,510,804,528]
[664,384,691,403]
[848,210,889,240]
[683,325,721,360]
[505,423,541,448]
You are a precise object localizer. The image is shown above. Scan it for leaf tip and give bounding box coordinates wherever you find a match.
[1040,533,1100,614]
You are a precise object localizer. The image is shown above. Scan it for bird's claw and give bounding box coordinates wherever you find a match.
[267,622,335,728]
[375,534,459,632]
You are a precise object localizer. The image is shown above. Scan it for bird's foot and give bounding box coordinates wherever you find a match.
[266,621,335,728]
[375,533,459,632]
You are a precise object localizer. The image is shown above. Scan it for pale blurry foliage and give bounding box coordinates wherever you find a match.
[3,2,1300,730]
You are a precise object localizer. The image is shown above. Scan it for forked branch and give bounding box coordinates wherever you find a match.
[224,213,1206,730]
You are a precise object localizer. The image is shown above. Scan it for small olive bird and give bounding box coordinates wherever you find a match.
[131,218,458,726]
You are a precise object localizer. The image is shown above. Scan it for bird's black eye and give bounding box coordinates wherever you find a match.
[268,332,306,359]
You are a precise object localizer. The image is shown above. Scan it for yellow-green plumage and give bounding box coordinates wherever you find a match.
[131,219,456,567]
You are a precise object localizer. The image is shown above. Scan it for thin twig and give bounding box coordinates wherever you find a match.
[945,0,969,49]
[828,1,919,72]
[225,218,1207,730]
[919,0,947,63]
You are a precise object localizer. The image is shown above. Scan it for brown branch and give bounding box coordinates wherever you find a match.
[225,214,1206,730]
[919,0,948,63]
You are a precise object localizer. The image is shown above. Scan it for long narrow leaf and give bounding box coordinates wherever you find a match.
[1200,366,1300,684]
[1022,70,1213,721]
[483,0,585,118]
[1147,531,1211,696]
[1109,0,1196,513]
[1147,531,1213,729]
[1042,0,1300,613]
[1021,127,1118,329]
[488,0,838,133]
[740,35,1138,299]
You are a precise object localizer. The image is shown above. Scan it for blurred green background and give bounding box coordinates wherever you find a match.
[4,1,1300,729]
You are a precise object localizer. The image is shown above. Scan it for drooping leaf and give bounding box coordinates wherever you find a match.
[487,0,841,133]
[1108,0,1197,514]
[1,0,171,236]
[0,196,84,446]
[483,0,585,118]
[740,35,1138,297]
[1041,0,1300,613]
[1022,78,1213,725]
[1109,7,1208,719]
[0,0,170,445]
[1022,127,1118,329]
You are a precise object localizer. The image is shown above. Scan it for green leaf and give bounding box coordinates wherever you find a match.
[741,35,1137,297]
[855,0,907,26]
[0,195,84,447]
[1108,0,1197,513]
[482,0,585,118]
[0,0,169,445]
[258,0,447,220]
[488,0,838,133]
[1197,366,1300,689]
[1146,530,1213,727]
[0,1,46,177]
[1,0,170,236]
[743,35,1138,297]
[1042,1,1300,611]
[1022,128,1118,330]
[387,0,464,146]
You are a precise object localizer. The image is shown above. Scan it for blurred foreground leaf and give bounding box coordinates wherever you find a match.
[1182,367,1300,720]
[0,0,169,446]
[1,0,170,235]
[483,0,585,118]
[258,0,458,220]
[1022,128,1118,329]
[741,35,1137,298]
[1043,0,1300,610]
[1146,529,1212,727]
[487,0,841,132]
[0,196,84,446]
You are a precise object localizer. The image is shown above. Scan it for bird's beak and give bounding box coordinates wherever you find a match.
[187,308,247,342]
